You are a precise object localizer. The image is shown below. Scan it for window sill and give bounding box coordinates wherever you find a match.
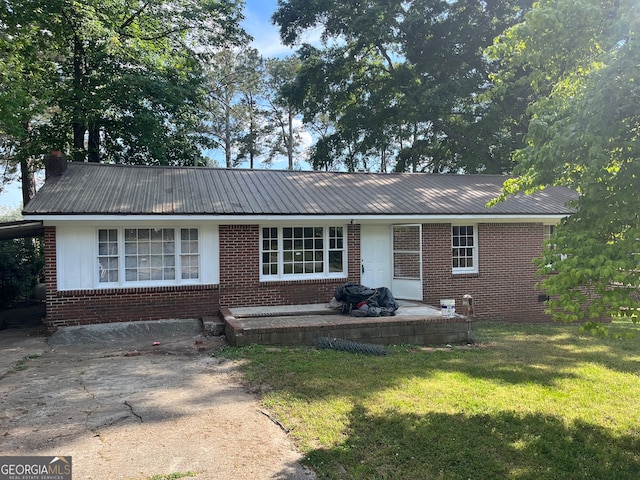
[260,276,347,286]
[57,284,219,296]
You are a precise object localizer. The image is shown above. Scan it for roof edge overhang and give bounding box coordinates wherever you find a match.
[24,213,571,224]
[0,220,45,240]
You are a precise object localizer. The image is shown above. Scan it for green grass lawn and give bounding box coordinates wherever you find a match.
[218,321,640,479]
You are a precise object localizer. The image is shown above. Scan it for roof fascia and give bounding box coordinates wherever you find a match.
[26,213,570,224]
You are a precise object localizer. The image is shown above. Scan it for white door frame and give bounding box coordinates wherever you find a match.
[360,224,423,301]
[391,224,423,301]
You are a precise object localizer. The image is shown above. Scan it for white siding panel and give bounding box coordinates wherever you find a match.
[57,226,96,290]
[55,222,219,290]
[200,224,220,284]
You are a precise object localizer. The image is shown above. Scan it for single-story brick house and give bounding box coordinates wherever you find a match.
[22,156,575,331]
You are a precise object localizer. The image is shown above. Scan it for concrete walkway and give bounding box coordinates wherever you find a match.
[0,320,315,480]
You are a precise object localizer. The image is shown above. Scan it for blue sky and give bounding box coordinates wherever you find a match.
[0,0,295,210]
[244,0,293,57]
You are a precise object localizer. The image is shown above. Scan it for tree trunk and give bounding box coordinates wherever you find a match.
[20,157,36,207]
[88,122,100,162]
[72,34,86,162]
[249,109,255,169]
[287,108,294,170]
[224,90,232,168]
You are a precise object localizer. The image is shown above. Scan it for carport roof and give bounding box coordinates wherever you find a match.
[0,220,44,240]
[23,162,577,217]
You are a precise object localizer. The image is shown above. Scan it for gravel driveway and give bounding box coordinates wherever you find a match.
[0,320,315,480]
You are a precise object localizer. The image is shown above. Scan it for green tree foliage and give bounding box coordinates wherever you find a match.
[273,0,533,172]
[264,55,304,170]
[0,237,44,309]
[0,207,43,309]
[205,47,274,168]
[204,48,247,168]
[234,48,269,169]
[0,0,246,201]
[205,49,305,169]
[487,0,640,322]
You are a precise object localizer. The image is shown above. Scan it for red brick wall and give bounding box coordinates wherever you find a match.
[44,226,57,308]
[46,285,220,331]
[44,221,549,328]
[423,223,549,322]
[218,224,360,308]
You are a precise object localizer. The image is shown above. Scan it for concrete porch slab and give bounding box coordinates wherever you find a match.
[229,300,443,319]
[221,301,472,347]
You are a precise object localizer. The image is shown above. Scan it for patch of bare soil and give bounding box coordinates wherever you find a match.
[0,325,315,480]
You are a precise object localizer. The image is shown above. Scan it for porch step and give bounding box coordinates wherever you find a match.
[221,303,473,347]
[229,303,339,318]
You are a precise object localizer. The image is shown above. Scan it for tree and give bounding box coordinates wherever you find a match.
[0,0,246,203]
[0,7,58,204]
[264,55,304,170]
[0,207,43,310]
[486,0,640,322]
[205,48,253,168]
[235,48,269,169]
[273,0,533,173]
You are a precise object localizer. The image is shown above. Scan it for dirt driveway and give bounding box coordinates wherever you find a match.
[0,320,315,480]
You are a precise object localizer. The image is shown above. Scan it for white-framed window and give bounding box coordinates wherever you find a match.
[98,229,119,283]
[261,225,347,280]
[180,228,200,280]
[452,225,478,274]
[544,224,555,243]
[543,224,567,263]
[98,227,200,285]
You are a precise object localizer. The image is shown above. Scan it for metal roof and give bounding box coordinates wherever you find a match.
[22,162,577,217]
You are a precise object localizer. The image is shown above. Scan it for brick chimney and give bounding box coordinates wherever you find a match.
[44,150,68,179]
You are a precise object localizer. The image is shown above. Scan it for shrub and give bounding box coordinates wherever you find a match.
[0,237,44,308]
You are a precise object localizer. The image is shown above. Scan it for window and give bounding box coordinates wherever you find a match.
[98,229,119,283]
[261,226,346,280]
[393,225,421,279]
[125,228,175,281]
[544,224,555,242]
[452,225,478,273]
[180,228,199,280]
[543,224,567,264]
[98,228,199,285]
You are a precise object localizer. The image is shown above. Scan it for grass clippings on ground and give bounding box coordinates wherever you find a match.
[219,321,640,480]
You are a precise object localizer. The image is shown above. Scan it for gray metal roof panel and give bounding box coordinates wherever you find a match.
[23,163,577,217]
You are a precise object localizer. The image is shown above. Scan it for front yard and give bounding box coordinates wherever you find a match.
[219,321,640,479]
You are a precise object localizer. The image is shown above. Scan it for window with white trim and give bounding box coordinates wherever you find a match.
[544,224,555,242]
[452,225,478,273]
[98,229,119,283]
[180,228,199,279]
[261,226,346,280]
[125,228,175,281]
[544,224,567,263]
[98,228,199,285]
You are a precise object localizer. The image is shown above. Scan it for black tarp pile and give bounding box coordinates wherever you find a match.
[333,282,399,317]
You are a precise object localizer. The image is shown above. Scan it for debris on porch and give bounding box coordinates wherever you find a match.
[220,300,474,347]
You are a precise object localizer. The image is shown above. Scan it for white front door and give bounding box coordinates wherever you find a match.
[360,224,423,300]
[360,225,392,290]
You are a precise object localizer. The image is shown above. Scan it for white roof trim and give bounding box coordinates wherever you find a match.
[26,213,569,224]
